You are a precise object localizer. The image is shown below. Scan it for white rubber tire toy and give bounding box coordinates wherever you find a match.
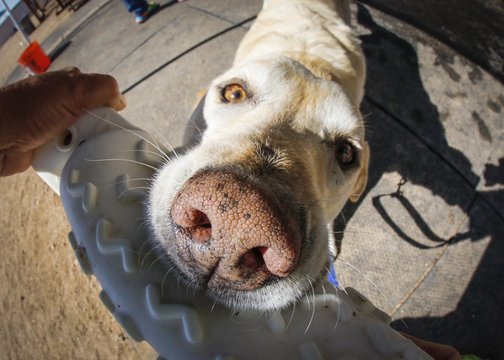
[32,107,433,360]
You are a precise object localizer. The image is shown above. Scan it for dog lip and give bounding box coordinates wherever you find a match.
[206,266,273,291]
[204,260,220,283]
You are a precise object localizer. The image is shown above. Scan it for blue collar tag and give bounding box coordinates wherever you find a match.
[328,256,338,287]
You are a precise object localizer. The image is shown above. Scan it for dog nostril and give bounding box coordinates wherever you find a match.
[257,246,268,256]
[238,246,293,278]
[171,170,301,290]
[175,208,212,243]
[239,247,268,270]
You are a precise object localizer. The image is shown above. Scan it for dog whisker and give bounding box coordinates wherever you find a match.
[324,265,342,332]
[337,256,395,313]
[332,229,379,235]
[84,108,170,161]
[142,254,163,276]
[303,275,316,334]
[176,272,183,290]
[84,157,159,171]
[160,137,180,160]
[262,308,282,330]
[117,186,151,199]
[161,265,177,297]
[103,177,153,190]
[123,148,169,162]
[332,287,341,332]
[304,293,311,311]
[140,245,158,269]
[285,301,297,332]
[336,279,350,298]
[211,298,219,312]
[136,218,152,233]
[188,118,205,138]
[145,253,163,274]
[145,122,180,161]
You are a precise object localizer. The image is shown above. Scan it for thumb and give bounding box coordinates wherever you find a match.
[77,73,127,111]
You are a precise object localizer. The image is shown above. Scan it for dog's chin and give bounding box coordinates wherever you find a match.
[204,266,329,312]
[157,228,331,312]
[166,262,329,312]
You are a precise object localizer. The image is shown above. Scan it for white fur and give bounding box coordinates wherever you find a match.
[148,0,368,311]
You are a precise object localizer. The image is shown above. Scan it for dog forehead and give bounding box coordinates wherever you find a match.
[294,82,363,138]
[213,56,310,92]
[208,56,363,138]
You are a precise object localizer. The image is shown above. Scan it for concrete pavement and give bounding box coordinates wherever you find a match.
[0,0,502,358]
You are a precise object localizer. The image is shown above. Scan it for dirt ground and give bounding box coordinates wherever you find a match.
[0,169,157,359]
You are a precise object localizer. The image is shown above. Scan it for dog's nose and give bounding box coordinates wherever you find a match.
[170,170,300,290]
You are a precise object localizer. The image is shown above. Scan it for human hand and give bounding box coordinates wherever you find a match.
[0,67,126,176]
[401,332,462,360]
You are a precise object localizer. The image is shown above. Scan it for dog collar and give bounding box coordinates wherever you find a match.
[328,256,338,287]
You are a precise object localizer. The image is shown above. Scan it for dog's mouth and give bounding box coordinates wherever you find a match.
[169,168,303,292]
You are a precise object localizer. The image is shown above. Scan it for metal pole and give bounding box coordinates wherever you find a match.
[0,0,31,45]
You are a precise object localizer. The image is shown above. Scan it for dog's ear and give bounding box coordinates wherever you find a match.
[349,141,369,202]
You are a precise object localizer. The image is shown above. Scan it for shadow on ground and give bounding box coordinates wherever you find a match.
[334,5,504,359]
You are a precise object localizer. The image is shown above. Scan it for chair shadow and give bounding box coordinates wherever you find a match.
[332,5,504,359]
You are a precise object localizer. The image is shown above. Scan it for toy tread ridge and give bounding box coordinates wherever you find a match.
[55,112,432,360]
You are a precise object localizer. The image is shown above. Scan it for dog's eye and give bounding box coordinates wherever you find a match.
[223,84,247,103]
[336,141,355,166]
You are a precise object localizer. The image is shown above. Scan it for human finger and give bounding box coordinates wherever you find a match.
[60,66,81,74]
[75,72,126,111]
[0,149,33,177]
[401,332,461,360]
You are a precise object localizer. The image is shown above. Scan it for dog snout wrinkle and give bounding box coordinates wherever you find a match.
[170,170,300,291]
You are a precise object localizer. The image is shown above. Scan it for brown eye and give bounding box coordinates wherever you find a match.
[223,84,247,103]
[336,141,355,166]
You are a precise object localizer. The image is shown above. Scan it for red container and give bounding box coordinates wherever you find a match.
[17,41,51,74]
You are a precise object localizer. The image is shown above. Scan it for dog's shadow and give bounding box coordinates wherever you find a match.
[332,5,504,358]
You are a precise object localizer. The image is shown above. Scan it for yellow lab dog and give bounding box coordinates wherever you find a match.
[149,0,369,311]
